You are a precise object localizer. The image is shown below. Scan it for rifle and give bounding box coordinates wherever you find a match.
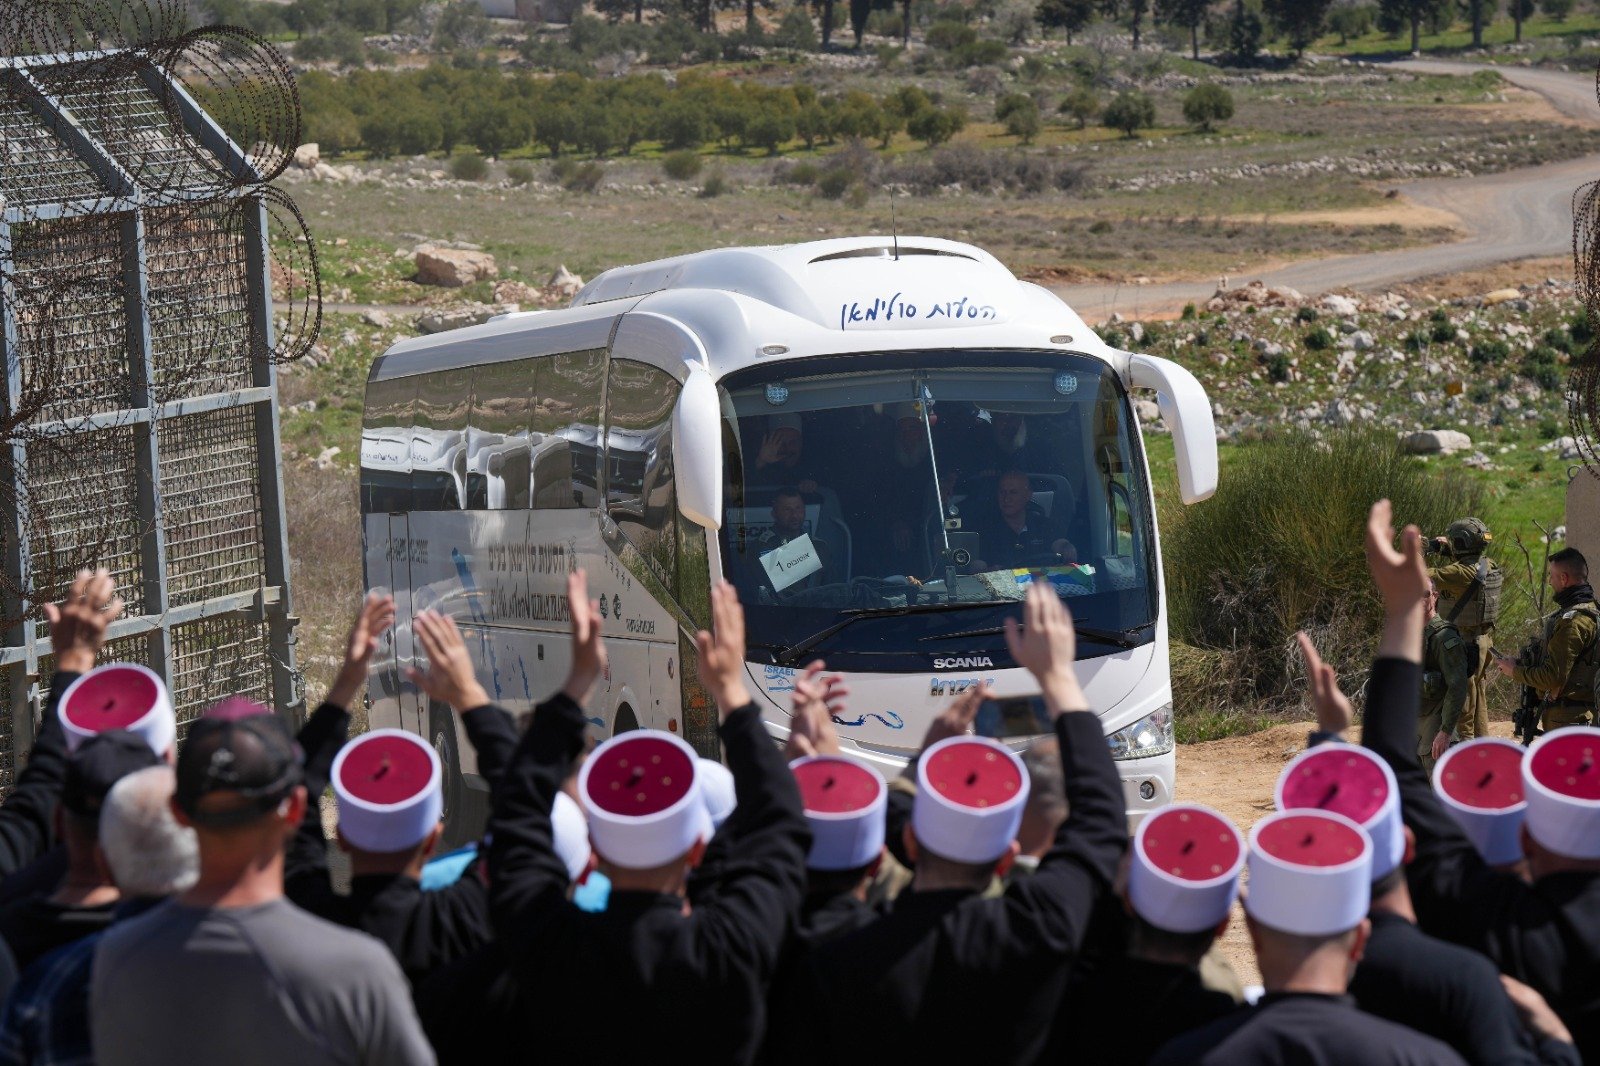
[1512,640,1544,746]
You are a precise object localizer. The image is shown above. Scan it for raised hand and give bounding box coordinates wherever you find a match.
[562,570,607,705]
[1366,499,1428,664]
[407,610,490,714]
[785,660,845,761]
[327,593,397,710]
[1003,582,1088,716]
[694,580,751,720]
[756,432,783,468]
[920,680,989,757]
[1296,631,1353,739]
[43,568,123,675]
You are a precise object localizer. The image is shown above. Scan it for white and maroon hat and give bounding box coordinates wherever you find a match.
[697,759,737,831]
[1129,804,1245,934]
[1522,730,1600,860]
[58,664,176,757]
[551,791,592,882]
[332,729,442,853]
[1245,809,1373,937]
[578,731,708,869]
[1433,738,1527,866]
[791,755,887,871]
[1275,745,1404,881]
[913,736,1029,865]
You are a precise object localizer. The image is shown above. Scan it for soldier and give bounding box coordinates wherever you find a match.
[1494,548,1597,732]
[1421,580,1473,772]
[1427,518,1502,741]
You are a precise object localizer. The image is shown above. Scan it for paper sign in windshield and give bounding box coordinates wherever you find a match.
[761,534,822,592]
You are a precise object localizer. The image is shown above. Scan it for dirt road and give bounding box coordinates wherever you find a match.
[1053,61,1600,322]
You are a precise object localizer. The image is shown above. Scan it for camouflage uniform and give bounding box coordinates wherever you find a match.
[1418,615,1472,773]
[1429,519,1502,741]
[1512,598,1600,731]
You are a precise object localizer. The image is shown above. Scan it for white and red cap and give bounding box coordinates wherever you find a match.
[1275,745,1404,881]
[791,755,887,871]
[58,664,176,757]
[913,736,1029,865]
[1433,738,1527,866]
[1522,730,1600,860]
[1128,804,1245,934]
[1245,809,1372,936]
[697,759,737,831]
[550,791,592,882]
[332,729,442,853]
[578,731,709,869]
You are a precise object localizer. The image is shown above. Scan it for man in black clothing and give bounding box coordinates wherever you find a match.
[1355,499,1600,1065]
[486,575,810,1066]
[971,470,1076,571]
[1050,803,1242,1065]
[285,594,516,988]
[0,731,160,970]
[1297,623,1579,1066]
[781,583,1126,1066]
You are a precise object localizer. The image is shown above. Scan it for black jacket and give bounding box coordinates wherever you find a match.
[285,700,519,987]
[0,672,78,890]
[486,697,810,1066]
[1151,992,1467,1065]
[777,711,1127,1066]
[1049,954,1236,1065]
[1362,657,1600,1064]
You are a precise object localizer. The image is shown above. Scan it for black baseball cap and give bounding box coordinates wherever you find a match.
[174,700,303,828]
[62,730,163,819]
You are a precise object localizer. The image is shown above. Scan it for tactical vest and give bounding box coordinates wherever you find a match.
[1420,620,1460,708]
[1544,601,1600,705]
[1441,557,1502,631]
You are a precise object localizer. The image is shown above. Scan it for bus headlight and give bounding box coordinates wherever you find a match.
[1107,704,1173,761]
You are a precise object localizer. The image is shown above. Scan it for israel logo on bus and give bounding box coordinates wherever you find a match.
[1054,372,1078,396]
[765,383,790,406]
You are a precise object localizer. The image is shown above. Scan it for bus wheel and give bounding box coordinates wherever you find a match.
[613,704,639,736]
[428,702,470,848]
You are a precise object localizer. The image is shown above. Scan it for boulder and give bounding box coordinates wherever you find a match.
[360,309,392,329]
[1340,330,1375,352]
[493,279,542,305]
[1481,288,1522,307]
[1400,429,1472,455]
[415,247,498,288]
[548,265,584,297]
[1134,399,1162,424]
[293,143,320,170]
[1128,322,1145,344]
[315,446,342,470]
[1320,294,1359,317]
[310,162,345,184]
[1325,399,1358,426]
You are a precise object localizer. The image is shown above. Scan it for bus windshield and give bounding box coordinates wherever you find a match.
[718,350,1158,669]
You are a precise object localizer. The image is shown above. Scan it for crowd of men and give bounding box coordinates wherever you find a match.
[0,499,1593,1064]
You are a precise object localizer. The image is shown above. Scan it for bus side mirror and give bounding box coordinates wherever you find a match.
[674,369,723,530]
[1126,351,1217,505]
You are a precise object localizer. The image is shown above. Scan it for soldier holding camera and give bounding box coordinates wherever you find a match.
[1426,518,1502,741]
[1494,547,1598,733]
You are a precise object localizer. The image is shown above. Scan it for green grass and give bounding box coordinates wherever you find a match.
[1311,12,1600,56]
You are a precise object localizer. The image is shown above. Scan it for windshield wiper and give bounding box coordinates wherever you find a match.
[774,602,989,665]
[919,619,1156,648]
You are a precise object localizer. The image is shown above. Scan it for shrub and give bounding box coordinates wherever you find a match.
[1430,319,1457,344]
[1570,314,1595,349]
[699,170,730,198]
[449,152,490,182]
[1470,339,1511,365]
[1304,326,1334,351]
[926,19,978,49]
[1164,429,1483,711]
[1058,87,1098,129]
[785,160,821,185]
[661,150,703,180]
[1182,84,1234,132]
[561,160,605,193]
[816,166,854,199]
[1181,303,1197,320]
[995,92,1042,145]
[1542,326,1572,353]
[1403,329,1429,354]
[1539,417,1562,439]
[1524,346,1563,390]
[1088,219,1113,234]
[1295,306,1319,322]
[906,104,967,147]
[1265,352,1292,382]
[846,181,871,208]
[506,162,536,186]
[1102,91,1156,138]
[773,7,819,49]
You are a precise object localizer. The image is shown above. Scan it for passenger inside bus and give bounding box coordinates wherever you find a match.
[736,487,840,598]
[751,414,823,497]
[968,471,1078,572]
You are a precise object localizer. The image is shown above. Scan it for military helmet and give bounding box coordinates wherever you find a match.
[1445,517,1492,555]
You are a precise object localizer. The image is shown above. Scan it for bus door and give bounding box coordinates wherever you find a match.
[387,513,426,736]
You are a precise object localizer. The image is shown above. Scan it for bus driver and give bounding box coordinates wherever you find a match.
[970,471,1077,573]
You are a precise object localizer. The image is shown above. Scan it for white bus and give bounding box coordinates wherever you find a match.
[360,237,1217,842]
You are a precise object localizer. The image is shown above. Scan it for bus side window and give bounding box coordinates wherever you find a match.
[361,374,416,514]
[467,359,536,511]
[412,368,472,511]
[605,359,681,598]
[530,349,603,510]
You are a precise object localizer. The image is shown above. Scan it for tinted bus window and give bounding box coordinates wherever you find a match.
[412,368,471,511]
[606,360,681,597]
[361,374,416,515]
[530,349,603,510]
[467,359,536,511]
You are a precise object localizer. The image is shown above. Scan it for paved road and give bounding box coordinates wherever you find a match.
[1052,60,1600,322]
